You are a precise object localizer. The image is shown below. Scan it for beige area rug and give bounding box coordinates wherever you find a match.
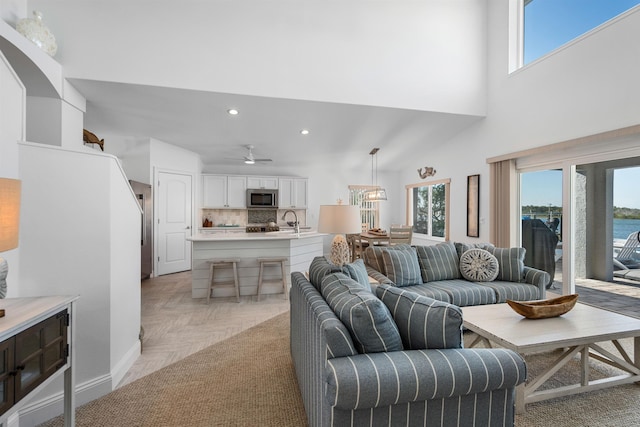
[39,312,307,427]
[39,313,640,427]
[514,340,640,427]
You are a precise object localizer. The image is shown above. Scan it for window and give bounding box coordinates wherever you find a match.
[348,185,379,230]
[406,179,450,240]
[522,0,640,65]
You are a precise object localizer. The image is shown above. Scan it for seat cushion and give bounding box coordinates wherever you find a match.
[381,247,422,287]
[459,248,500,282]
[321,273,403,353]
[390,283,452,303]
[487,247,526,282]
[416,241,461,282]
[426,279,497,307]
[475,280,541,303]
[376,285,463,349]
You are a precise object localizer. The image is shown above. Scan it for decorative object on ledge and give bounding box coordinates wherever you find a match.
[83,129,105,151]
[0,178,21,304]
[363,148,387,201]
[417,167,436,179]
[16,10,58,57]
[467,174,480,237]
[318,202,362,266]
[507,294,579,319]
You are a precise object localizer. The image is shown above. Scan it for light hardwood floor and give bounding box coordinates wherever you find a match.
[118,270,290,387]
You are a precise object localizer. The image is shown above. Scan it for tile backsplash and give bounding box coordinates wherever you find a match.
[201,209,306,227]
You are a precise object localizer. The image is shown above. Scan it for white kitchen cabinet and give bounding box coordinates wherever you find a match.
[202,175,247,208]
[279,178,308,209]
[246,176,279,189]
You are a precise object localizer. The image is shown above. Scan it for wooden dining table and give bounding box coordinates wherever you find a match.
[360,232,390,245]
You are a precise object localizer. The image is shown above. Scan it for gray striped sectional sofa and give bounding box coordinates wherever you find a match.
[363,242,550,307]
[290,258,528,427]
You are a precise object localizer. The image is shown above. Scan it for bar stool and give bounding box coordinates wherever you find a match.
[207,258,241,303]
[256,257,288,301]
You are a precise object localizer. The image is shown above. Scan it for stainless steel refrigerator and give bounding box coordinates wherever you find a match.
[130,180,153,279]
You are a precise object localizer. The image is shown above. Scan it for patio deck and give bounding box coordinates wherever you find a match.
[550,277,640,319]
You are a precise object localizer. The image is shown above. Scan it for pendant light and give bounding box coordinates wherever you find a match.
[364,148,387,201]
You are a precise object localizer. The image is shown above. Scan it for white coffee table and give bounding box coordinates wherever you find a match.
[462,302,640,413]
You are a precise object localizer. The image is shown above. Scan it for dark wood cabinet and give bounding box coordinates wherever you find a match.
[0,310,68,416]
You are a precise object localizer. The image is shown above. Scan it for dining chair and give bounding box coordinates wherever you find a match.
[389,225,413,245]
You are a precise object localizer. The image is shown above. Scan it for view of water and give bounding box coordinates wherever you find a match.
[614,218,640,240]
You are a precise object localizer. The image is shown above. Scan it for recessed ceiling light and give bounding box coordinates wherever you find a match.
[228,109,239,115]
[300,129,310,135]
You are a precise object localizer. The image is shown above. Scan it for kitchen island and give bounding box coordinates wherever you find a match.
[187,231,325,299]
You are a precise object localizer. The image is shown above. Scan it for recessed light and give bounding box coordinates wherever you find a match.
[228,109,239,115]
[300,129,310,135]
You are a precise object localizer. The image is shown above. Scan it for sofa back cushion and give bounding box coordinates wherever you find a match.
[454,242,495,259]
[416,241,460,282]
[308,256,342,290]
[376,284,462,349]
[381,247,422,287]
[487,247,526,282]
[362,244,413,276]
[321,273,403,353]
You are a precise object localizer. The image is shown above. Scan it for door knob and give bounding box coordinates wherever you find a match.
[186,226,191,230]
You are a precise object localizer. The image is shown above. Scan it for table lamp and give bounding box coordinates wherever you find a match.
[317,204,362,266]
[0,178,21,301]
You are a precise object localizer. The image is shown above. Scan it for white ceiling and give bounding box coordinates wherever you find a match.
[72,79,483,173]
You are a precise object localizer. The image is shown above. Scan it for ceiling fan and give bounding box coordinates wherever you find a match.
[237,145,272,165]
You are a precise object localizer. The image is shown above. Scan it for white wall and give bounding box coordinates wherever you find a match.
[399,4,640,244]
[30,0,486,116]
[18,143,141,425]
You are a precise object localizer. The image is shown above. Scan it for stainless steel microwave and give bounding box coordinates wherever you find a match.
[246,189,278,208]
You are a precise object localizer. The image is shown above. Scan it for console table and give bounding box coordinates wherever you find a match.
[0,296,78,426]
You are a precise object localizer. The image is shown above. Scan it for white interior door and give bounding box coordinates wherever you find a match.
[157,171,192,275]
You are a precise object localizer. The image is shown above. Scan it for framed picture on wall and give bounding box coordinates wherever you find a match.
[467,174,480,237]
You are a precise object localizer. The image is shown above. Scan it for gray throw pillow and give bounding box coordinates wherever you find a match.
[381,247,421,287]
[454,242,495,259]
[416,241,460,282]
[487,247,526,282]
[362,244,413,276]
[459,248,499,282]
[376,284,462,350]
[321,273,403,353]
[308,256,341,290]
[341,259,371,291]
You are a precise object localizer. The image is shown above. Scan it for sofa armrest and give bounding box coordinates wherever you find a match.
[325,348,526,410]
[522,266,549,298]
[365,265,393,285]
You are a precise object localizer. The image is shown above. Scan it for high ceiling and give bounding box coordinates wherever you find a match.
[72,79,483,173]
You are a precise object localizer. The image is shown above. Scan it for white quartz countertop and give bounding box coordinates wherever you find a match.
[187,230,325,241]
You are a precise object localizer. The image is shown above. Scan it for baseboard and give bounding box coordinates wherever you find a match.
[16,340,140,426]
[112,339,142,387]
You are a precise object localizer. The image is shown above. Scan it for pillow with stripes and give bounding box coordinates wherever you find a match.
[341,258,371,291]
[321,273,403,353]
[362,243,413,276]
[416,241,461,282]
[376,284,462,350]
[308,256,342,290]
[381,247,422,287]
[487,247,526,282]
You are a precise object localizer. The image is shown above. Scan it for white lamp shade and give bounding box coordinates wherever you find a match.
[317,205,362,235]
[0,178,21,252]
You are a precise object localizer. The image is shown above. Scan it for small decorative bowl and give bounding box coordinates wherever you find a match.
[506,294,579,319]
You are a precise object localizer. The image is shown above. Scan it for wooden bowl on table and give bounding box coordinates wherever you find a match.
[506,294,579,319]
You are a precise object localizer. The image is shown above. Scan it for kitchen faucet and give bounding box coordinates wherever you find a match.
[281,210,299,234]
